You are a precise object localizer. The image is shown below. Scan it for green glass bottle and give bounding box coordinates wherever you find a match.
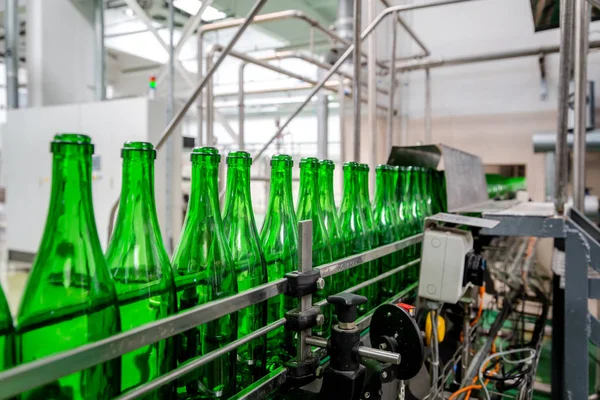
[416,167,433,218]
[338,162,375,315]
[372,165,401,303]
[318,160,346,296]
[105,142,176,398]
[0,283,14,372]
[397,166,420,284]
[297,157,333,336]
[172,147,237,399]
[260,154,298,371]
[222,151,267,388]
[16,134,120,400]
[357,163,376,243]
[390,166,408,292]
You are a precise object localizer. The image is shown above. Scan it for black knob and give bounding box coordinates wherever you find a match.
[463,251,486,287]
[328,293,368,324]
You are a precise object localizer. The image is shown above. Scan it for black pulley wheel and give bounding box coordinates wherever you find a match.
[369,304,425,380]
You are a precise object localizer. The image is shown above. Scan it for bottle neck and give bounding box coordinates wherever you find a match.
[342,169,359,207]
[374,170,387,205]
[266,165,294,215]
[358,170,370,206]
[298,166,319,217]
[116,157,158,222]
[189,160,221,214]
[224,163,254,218]
[47,148,96,234]
[318,168,336,211]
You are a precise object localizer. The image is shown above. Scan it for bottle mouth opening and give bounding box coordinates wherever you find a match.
[319,160,335,170]
[121,141,156,159]
[299,157,319,168]
[271,154,293,167]
[343,161,359,170]
[227,151,252,166]
[51,133,94,154]
[191,146,221,163]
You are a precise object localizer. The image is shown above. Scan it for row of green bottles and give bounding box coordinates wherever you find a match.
[173,147,238,398]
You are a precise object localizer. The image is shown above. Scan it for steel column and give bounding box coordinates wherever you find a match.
[339,81,347,165]
[368,0,377,168]
[165,0,175,252]
[424,68,432,143]
[5,0,19,108]
[573,0,590,212]
[386,11,398,156]
[556,0,576,215]
[206,51,215,146]
[238,62,246,150]
[317,67,329,159]
[94,0,105,101]
[353,0,362,162]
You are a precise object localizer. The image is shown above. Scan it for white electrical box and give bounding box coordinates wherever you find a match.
[418,226,474,304]
[3,97,182,260]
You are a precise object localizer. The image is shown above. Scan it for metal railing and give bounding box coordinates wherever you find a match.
[0,226,423,399]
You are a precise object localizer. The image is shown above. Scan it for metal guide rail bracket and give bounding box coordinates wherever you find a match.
[0,225,423,399]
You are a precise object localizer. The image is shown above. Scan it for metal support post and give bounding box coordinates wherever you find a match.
[556,0,576,214]
[386,11,398,156]
[424,69,432,143]
[368,0,377,168]
[339,81,347,165]
[238,62,247,150]
[298,220,313,361]
[563,227,589,399]
[353,0,362,162]
[206,52,215,146]
[317,68,329,160]
[5,0,19,108]
[165,0,175,252]
[573,0,590,212]
[94,0,105,101]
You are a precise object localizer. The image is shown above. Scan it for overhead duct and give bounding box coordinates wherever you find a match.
[532,131,600,152]
[325,0,354,65]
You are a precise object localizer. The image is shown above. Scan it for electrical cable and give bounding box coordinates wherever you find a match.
[477,348,536,400]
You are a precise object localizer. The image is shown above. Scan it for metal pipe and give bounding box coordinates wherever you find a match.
[94,0,105,101]
[216,81,343,97]
[353,0,362,162]
[238,62,246,150]
[108,0,268,239]
[200,9,390,71]
[304,336,402,365]
[116,319,287,400]
[379,0,430,58]
[368,0,377,169]
[154,0,268,151]
[298,220,313,361]
[339,81,347,164]
[387,12,398,156]
[206,50,215,146]
[165,0,175,252]
[395,39,600,72]
[259,51,389,96]
[573,0,590,212]
[424,68,432,143]
[252,0,480,163]
[5,0,19,108]
[317,67,329,159]
[533,131,600,152]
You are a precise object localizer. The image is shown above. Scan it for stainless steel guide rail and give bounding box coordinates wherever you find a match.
[0,228,423,399]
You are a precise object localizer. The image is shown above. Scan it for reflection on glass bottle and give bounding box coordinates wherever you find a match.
[16,134,120,400]
[297,157,333,336]
[373,165,402,303]
[172,147,237,399]
[318,160,346,296]
[261,154,298,371]
[106,142,176,398]
[339,162,375,314]
[222,151,267,389]
[397,166,420,284]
